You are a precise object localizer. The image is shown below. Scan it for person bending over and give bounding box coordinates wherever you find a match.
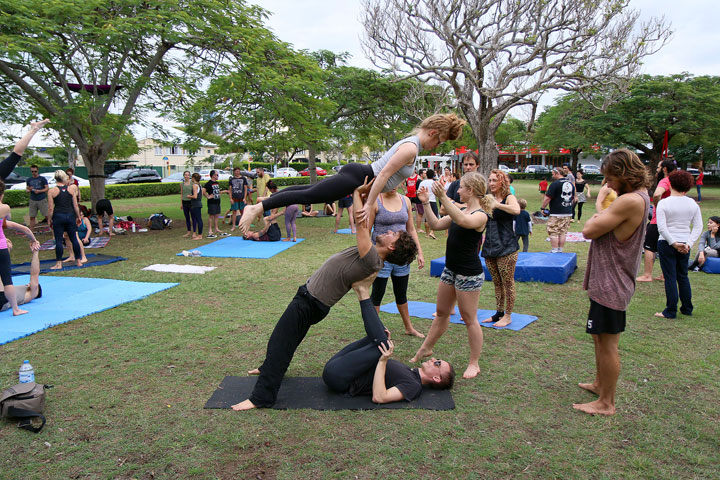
[231,178,418,411]
[238,114,465,233]
[323,277,454,403]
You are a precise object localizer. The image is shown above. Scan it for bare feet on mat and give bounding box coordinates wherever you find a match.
[282,238,291,242]
[410,347,433,363]
[405,329,425,338]
[480,316,495,323]
[80,257,88,264]
[247,368,260,375]
[635,275,652,282]
[572,400,615,416]
[578,382,599,395]
[75,260,82,267]
[463,364,480,379]
[50,262,63,270]
[494,314,512,328]
[63,257,75,263]
[231,399,257,411]
[13,308,29,316]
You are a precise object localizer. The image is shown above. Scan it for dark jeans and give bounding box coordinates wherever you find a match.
[322,299,389,393]
[250,285,330,407]
[190,206,203,234]
[516,234,529,252]
[697,185,702,202]
[657,240,693,318]
[52,212,81,261]
[182,201,192,231]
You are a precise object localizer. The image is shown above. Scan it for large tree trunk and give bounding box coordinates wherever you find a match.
[308,143,318,184]
[81,149,108,213]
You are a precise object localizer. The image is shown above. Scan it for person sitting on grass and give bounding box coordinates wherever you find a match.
[300,204,319,217]
[62,209,91,265]
[323,275,454,403]
[0,243,43,314]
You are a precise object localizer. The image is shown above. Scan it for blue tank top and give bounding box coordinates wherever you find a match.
[371,136,420,193]
[372,196,408,243]
[77,220,88,237]
[54,185,74,214]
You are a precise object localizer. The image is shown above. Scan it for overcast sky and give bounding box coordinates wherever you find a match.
[256,0,720,104]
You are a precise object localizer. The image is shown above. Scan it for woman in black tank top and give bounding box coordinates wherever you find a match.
[48,170,83,269]
[411,172,490,380]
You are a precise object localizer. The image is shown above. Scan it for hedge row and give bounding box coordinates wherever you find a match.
[3,176,320,207]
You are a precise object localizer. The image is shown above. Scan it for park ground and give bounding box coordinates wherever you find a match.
[0,179,718,479]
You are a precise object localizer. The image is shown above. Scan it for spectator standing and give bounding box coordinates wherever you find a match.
[637,160,676,282]
[26,164,49,231]
[418,169,438,239]
[542,167,575,253]
[514,198,532,252]
[187,173,204,240]
[203,170,226,238]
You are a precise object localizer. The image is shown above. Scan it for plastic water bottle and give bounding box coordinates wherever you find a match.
[19,360,35,383]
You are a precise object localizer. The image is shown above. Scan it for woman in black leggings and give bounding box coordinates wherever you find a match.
[238,113,466,233]
[48,170,82,269]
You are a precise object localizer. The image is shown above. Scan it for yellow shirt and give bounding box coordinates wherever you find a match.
[255,175,270,198]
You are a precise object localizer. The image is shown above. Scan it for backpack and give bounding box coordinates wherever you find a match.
[149,213,172,230]
[1,382,50,433]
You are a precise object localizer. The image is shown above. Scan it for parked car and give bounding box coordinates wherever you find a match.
[686,167,700,176]
[498,164,518,174]
[161,172,186,183]
[300,167,327,176]
[275,167,299,177]
[10,172,89,190]
[4,172,29,185]
[580,164,601,174]
[198,169,231,181]
[105,168,161,185]
[524,165,550,174]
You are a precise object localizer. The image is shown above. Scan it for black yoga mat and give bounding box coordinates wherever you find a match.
[11,254,127,276]
[204,376,455,411]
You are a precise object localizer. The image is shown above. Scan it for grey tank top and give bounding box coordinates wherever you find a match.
[371,136,420,193]
[372,196,408,243]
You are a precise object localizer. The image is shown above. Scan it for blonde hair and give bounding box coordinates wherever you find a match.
[460,172,493,213]
[415,113,466,141]
[601,149,651,194]
[518,198,527,209]
[489,169,511,199]
[54,170,69,184]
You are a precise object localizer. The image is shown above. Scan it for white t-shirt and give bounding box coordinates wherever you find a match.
[418,179,436,202]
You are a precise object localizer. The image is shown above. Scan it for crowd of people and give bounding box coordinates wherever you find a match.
[1,118,712,416]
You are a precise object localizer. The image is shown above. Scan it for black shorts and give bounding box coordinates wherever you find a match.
[586,300,626,335]
[337,196,353,209]
[96,199,113,216]
[409,196,421,204]
[207,202,221,215]
[643,223,659,252]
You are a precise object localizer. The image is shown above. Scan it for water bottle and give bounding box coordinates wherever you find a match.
[19,360,35,383]
[132,223,136,233]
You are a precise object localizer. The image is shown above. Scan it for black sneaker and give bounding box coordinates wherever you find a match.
[207,234,217,239]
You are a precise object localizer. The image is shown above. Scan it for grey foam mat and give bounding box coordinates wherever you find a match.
[204,376,455,410]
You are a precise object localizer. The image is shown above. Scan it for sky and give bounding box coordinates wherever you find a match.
[256,0,720,103]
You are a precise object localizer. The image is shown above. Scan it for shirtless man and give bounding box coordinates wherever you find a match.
[574,149,650,416]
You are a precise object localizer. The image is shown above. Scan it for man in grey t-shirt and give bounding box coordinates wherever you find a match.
[232,179,418,411]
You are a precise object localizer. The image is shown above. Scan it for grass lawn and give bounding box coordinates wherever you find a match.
[1,180,718,479]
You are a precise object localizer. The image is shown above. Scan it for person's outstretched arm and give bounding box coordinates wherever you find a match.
[0,120,50,179]
[353,177,375,257]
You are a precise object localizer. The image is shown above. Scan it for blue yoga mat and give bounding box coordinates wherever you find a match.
[11,254,126,276]
[335,228,354,234]
[429,252,576,284]
[0,276,178,345]
[380,301,537,331]
[176,236,304,259]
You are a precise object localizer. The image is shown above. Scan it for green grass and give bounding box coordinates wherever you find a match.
[1,181,718,479]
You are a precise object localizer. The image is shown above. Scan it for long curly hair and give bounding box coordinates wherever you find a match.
[601,149,651,194]
[489,169,511,199]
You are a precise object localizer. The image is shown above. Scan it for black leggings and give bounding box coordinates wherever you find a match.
[262,163,374,211]
[322,299,389,393]
[370,274,409,306]
[0,248,13,286]
[0,152,22,181]
[191,206,203,235]
[577,202,585,221]
[52,212,82,261]
[182,201,192,231]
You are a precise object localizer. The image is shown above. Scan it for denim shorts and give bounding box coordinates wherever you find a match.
[439,267,484,292]
[377,261,411,278]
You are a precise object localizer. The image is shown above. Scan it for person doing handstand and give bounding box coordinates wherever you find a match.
[323,276,454,404]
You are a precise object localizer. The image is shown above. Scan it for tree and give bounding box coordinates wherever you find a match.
[0,0,272,208]
[586,74,720,171]
[361,0,671,175]
[533,94,599,170]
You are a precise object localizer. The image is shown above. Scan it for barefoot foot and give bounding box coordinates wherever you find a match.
[13,308,29,316]
[50,262,63,270]
[572,400,615,415]
[410,347,433,363]
[494,314,512,328]
[80,257,88,264]
[636,275,652,282]
[231,399,257,411]
[239,204,263,234]
[462,364,481,379]
[578,382,599,395]
[247,368,260,375]
[63,257,75,263]
[405,329,425,338]
[282,238,291,242]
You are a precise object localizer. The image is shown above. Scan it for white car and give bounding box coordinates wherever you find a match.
[11,172,90,190]
[580,164,601,174]
[498,164,518,174]
[198,169,231,181]
[275,167,299,177]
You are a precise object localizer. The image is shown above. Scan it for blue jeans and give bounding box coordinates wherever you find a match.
[657,240,693,318]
